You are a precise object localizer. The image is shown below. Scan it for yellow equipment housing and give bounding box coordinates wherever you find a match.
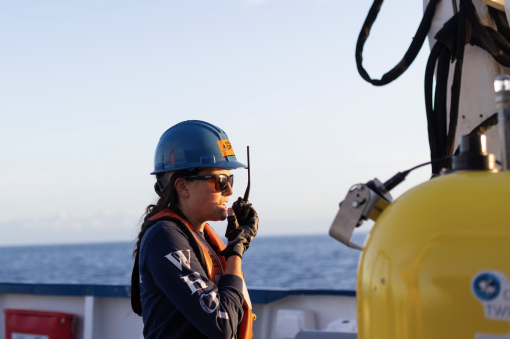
[358,170,510,339]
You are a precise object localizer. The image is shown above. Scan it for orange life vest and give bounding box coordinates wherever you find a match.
[150,209,254,339]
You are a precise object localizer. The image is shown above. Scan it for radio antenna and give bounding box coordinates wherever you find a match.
[243,146,250,201]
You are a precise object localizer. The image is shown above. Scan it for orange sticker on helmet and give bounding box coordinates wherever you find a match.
[217,139,235,157]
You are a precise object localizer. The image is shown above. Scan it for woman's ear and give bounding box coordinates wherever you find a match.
[174,178,189,198]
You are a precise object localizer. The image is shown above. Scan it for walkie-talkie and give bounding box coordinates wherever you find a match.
[243,146,250,202]
[225,146,252,237]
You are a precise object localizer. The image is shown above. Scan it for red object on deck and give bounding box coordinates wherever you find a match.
[4,309,77,339]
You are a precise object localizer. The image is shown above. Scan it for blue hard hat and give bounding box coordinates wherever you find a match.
[151,120,247,175]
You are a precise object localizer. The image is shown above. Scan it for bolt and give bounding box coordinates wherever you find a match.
[352,201,359,207]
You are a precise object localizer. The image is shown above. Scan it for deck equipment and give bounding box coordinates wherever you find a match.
[330,74,510,338]
[356,0,510,174]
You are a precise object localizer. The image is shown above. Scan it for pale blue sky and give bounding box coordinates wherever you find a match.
[1,0,431,245]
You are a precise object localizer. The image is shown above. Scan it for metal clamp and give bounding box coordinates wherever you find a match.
[329,179,392,250]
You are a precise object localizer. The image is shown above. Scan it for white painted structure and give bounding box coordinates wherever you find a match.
[0,283,357,339]
[1,294,141,339]
[253,294,356,339]
[425,0,510,158]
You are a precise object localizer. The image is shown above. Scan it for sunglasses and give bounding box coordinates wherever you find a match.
[183,174,234,192]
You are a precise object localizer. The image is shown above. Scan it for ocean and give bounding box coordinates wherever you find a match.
[0,233,367,290]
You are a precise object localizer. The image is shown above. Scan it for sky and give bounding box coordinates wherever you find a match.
[0,0,433,246]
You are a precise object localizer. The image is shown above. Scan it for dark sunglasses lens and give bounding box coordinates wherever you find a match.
[216,175,226,192]
[216,175,233,192]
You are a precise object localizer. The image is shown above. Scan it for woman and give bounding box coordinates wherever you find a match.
[131,120,258,339]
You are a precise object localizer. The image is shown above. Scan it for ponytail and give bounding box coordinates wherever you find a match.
[132,168,200,258]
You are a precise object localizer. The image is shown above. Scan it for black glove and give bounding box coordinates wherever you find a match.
[220,198,258,259]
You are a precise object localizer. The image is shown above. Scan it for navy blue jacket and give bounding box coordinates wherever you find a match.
[139,220,245,339]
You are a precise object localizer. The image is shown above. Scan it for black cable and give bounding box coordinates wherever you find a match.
[425,43,444,164]
[383,157,451,191]
[488,6,510,42]
[452,0,459,14]
[405,157,452,173]
[356,0,510,176]
[355,0,440,86]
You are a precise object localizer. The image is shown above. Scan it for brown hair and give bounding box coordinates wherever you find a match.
[133,168,201,258]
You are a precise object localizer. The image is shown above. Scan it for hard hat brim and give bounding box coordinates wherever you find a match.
[150,160,247,175]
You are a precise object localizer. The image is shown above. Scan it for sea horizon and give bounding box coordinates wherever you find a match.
[0,234,367,290]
